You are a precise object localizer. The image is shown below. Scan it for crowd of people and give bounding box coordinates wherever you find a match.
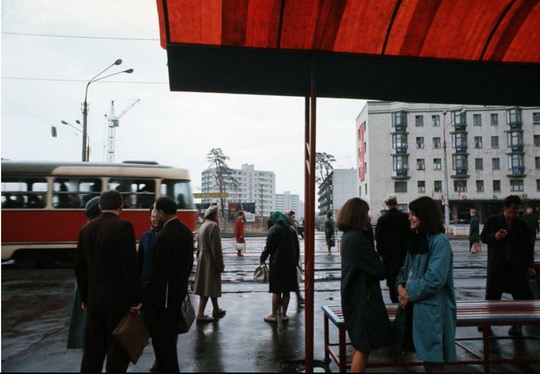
[72,189,538,373]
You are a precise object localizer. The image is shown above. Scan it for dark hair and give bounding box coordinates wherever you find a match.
[326,210,333,218]
[336,197,370,231]
[99,190,123,210]
[409,196,444,234]
[238,211,244,217]
[155,197,177,215]
[503,195,522,209]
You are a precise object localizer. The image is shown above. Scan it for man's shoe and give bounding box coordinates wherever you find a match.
[508,325,523,336]
[477,326,493,335]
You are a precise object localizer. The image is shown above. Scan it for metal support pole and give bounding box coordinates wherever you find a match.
[442,111,450,229]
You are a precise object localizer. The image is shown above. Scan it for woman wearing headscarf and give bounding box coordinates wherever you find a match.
[337,197,391,372]
[260,211,300,322]
[396,196,456,372]
[193,205,226,322]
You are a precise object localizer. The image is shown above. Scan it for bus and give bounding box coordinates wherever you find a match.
[1,160,197,268]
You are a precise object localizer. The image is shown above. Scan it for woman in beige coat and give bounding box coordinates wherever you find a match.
[194,205,226,322]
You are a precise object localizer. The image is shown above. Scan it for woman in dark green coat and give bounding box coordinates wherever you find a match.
[337,198,391,372]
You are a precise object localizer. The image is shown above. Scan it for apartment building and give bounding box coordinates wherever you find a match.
[317,168,359,216]
[201,163,275,217]
[357,101,540,223]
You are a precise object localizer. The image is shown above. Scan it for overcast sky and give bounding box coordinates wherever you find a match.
[1,0,367,199]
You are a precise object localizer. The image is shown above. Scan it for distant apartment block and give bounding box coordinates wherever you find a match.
[201,164,275,216]
[317,168,359,216]
[356,101,540,223]
[274,191,301,218]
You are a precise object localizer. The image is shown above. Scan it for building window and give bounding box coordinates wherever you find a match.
[395,182,407,193]
[535,135,540,146]
[393,111,407,127]
[507,131,524,148]
[537,180,540,192]
[491,136,499,149]
[507,107,522,124]
[434,180,442,193]
[416,137,424,148]
[475,158,483,170]
[432,115,440,127]
[433,158,442,170]
[510,180,524,192]
[452,132,467,148]
[433,137,441,148]
[393,155,408,171]
[493,180,501,192]
[473,114,482,126]
[536,157,540,169]
[492,158,500,170]
[476,180,484,192]
[417,158,425,170]
[418,181,426,193]
[454,180,467,192]
[474,136,482,148]
[508,154,524,170]
[534,112,540,124]
[490,113,499,126]
[392,133,408,149]
[415,115,424,127]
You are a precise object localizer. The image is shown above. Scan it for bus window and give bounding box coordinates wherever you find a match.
[160,179,194,209]
[108,178,156,209]
[53,178,102,208]
[1,178,47,209]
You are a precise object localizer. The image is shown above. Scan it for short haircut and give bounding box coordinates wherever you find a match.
[326,210,333,218]
[336,197,370,231]
[99,190,123,210]
[155,197,177,215]
[409,196,444,234]
[503,195,522,209]
[238,211,245,216]
[384,194,398,206]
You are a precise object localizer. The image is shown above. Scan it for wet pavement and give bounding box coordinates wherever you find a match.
[2,233,540,372]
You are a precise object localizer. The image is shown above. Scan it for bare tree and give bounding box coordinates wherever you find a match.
[206,148,238,215]
[315,152,336,186]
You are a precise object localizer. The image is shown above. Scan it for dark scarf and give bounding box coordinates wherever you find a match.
[408,231,429,255]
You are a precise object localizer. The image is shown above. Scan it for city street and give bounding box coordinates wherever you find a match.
[2,233,540,372]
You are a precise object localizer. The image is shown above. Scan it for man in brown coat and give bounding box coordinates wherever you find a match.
[75,190,141,373]
[143,197,194,373]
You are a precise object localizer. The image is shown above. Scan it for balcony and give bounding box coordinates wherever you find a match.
[394,145,408,154]
[394,123,407,132]
[455,145,468,153]
[511,144,524,152]
[454,123,467,131]
[507,166,526,178]
[451,167,469,179]
[391,168,410,180]
[509,121,523,129]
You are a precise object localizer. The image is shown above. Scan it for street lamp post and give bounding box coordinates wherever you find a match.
[81,59,134,161]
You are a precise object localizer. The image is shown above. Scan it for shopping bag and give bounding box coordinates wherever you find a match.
[112,311,150,364]
[177,293,196,334]
[253,263,269,283]
[234,242,245,251]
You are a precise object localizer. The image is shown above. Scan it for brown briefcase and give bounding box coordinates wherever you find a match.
[112,311,150,364]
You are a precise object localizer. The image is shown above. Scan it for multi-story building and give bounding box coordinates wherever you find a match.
[317,168,359,216]
[201,163,275,217]
[274,191,301,217]
[357,101,540,223]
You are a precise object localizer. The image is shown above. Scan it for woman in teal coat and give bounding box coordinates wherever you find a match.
[396,196,456,372]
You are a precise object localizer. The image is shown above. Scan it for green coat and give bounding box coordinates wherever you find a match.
[396,233,457,363]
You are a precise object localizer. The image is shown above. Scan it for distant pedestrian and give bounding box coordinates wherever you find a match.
[261,211,300,323]
[143,197,194,373]
[375,194,411,303]
[75,191,141,373]
[469,209,481,253]
[235,211,245,257]
[523,206,539,247]
[337,197,391,372]
[286,210,305,306]
[194,205,226,322]
[480,195,536,336]
[396,196,456,372]
[324,211,335,255]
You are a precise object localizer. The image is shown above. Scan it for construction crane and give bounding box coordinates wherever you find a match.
[105,99,140,162]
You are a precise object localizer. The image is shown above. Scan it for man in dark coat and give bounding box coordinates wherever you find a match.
[481,195,536,336]
[375,194,412,303]
[143,197,194,373]
[75,190,142,373]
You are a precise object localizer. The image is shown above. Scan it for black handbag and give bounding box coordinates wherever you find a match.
[177,293,195,334]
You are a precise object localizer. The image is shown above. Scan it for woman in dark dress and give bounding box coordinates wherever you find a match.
[260,211,300,322]
[336,197,391,372]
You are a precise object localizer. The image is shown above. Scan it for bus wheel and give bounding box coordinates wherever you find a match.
[14,252,39,269]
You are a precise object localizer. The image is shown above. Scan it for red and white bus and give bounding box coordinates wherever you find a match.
[1,160,197,268]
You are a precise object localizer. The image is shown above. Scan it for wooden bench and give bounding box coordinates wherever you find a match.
[322,300,540,373]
